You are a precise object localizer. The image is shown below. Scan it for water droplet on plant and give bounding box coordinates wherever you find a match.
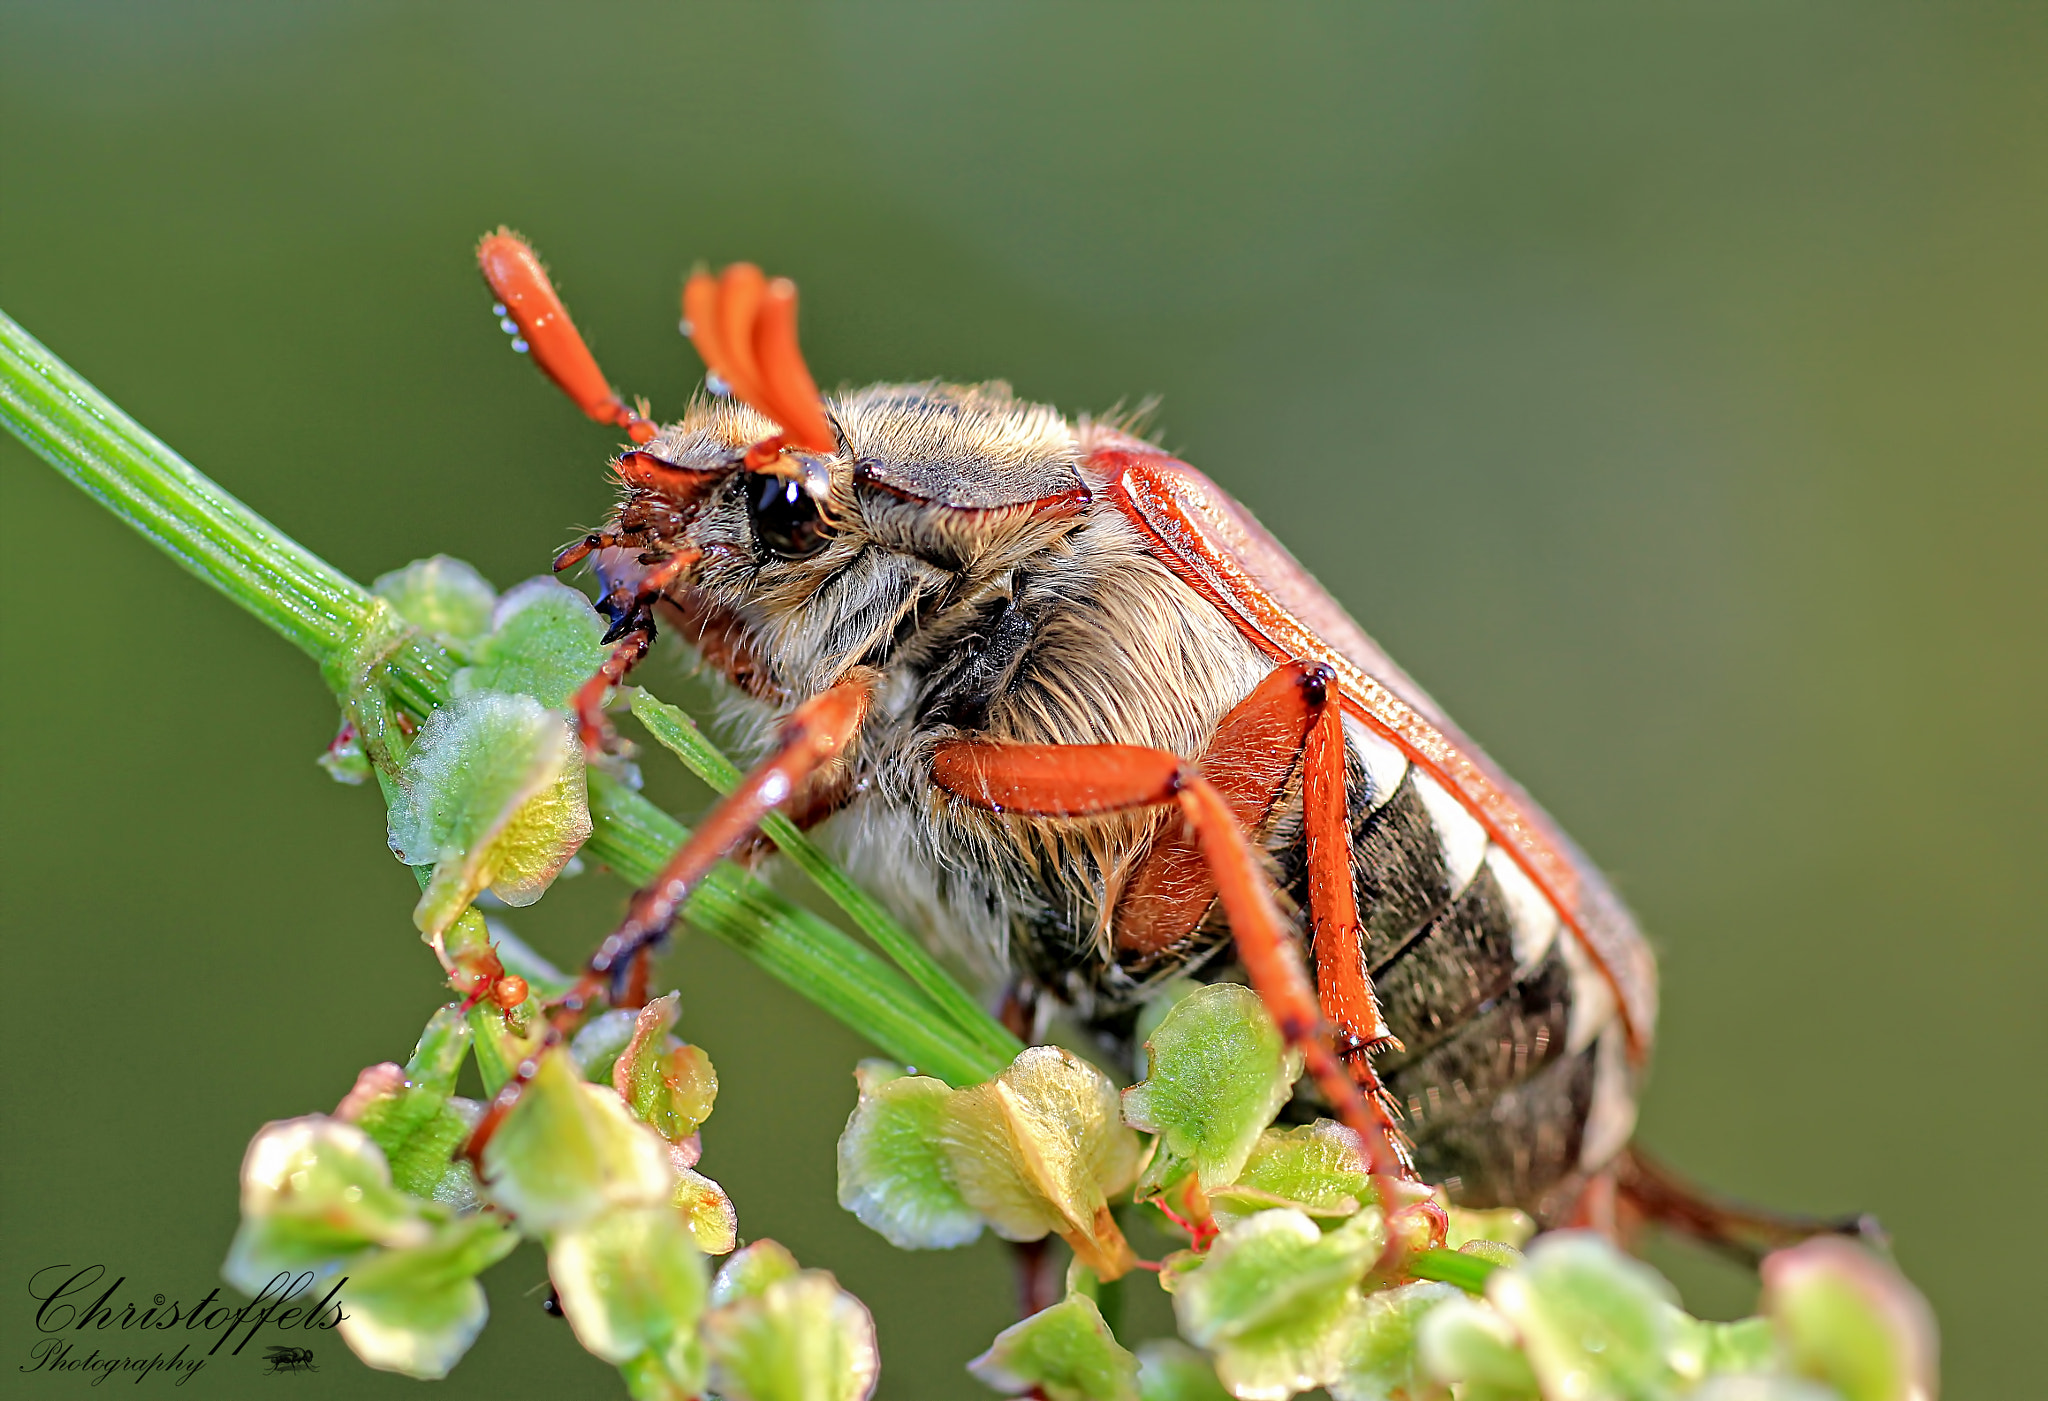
[492,302,508,318]
[678,318,693,338]
[500,317,519,335]
[705,371,730,397]
[511,338,529,354]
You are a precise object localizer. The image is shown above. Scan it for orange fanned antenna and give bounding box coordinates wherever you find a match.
[683,262,836,465]
[477,230,655,444]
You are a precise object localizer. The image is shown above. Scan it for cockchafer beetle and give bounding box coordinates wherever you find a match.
[470,230,1869,1259]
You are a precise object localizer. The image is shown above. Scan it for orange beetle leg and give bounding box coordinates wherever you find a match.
[477,229,656,444]
[621,946,653,1011]
[1302,675,1402,1062]
[553,531,625,573]
[930,732,1417,1197]
[570,630,652,755]
[562,544,703,751]
[1111,662,1406,1095]
[1608,1146,1887,1265]
[569,673,875,1008]
[1112,661,1325,956]
[1175,773,1422,1231]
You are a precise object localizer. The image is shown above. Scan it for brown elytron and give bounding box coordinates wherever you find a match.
[482,232,1660,1226]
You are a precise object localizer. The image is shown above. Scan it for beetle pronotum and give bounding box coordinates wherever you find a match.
[471,229,1869,1262]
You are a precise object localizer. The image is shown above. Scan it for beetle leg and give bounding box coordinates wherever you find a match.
[572,674,875,1008]
[1109,664,1409,1153]
[1111,662,1324,957]
[478,230,657,443]
[553,531,625,574]
[459,1023,564,1171]
[570,629,653,755]
[621,943,654,1011]
[1608,1146,1886,1266]
[683,262,837,463]
[565,546,703,753]
[1300,679,1407,1096]
[1012,1239,1059,1320]
[930,737,1414,1193]
[462,676,868,1168]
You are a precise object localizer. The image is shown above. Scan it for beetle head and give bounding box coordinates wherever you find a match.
[487,247,1102,698]
[597,382,1094,700]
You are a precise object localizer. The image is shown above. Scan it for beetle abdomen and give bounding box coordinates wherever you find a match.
[1308,719,1639,1215]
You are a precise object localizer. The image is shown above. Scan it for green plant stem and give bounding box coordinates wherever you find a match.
[1406,1247,1501,1295]
[0,313,370,660]
[630,691,1023,1066]
[0,307,1005,1087]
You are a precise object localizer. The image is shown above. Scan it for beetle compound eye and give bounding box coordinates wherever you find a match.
[743,471,833,558]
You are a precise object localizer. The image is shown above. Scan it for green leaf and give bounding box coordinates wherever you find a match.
[620,1344,712,1401]
[969,1293,1140,1401]
[372,556,498,654]
[454,576,610,707]
[318,720,374,784]
[1484,1232,1684,1401]
[465,995,545,1098]
[223,1117,432,1293]
[548,1203,709,1385]
[1760,1238,1938,1401]
[1700,1317,1779,1375]
[479,1049,674,1232]
[355,1094,476,1205]
[406,1005,475,1094]
[1135,1340,1234,1401]
[1210,1120,1375,1226]
[571,1008,644,1085]
[1443,1205,1535,1251]
[1416,1296,1539,1400]
[672,1165,739,1255]
[702,1250,880,1401]
[837,1060,983,1250]
[334,1214,516,1379]
[1171,1207,1385,1399]
[711,1240,804,1307]
[1123,983,1303,1195]
[1327,1281,1459,1401]
[941,1046,1144,1278]
[350,1007,479,1202]
[1689,1377,1843,1401]
[388,690,591,935]
[612,992,719,1143]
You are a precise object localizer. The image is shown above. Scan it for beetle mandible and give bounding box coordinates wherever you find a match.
[469,230,1799,1249]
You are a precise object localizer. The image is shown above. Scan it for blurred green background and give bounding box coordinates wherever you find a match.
[2,3,2042,1395]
